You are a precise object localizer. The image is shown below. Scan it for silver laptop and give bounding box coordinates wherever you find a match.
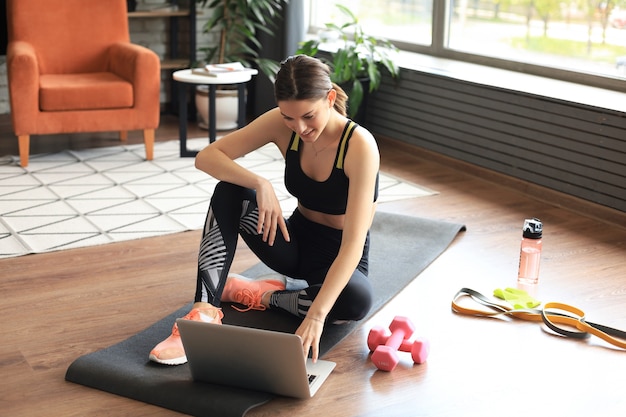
[177,319,336,398]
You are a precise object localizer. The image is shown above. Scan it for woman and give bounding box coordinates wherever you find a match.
[149,55,380,365]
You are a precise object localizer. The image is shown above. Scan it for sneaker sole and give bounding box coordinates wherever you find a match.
[227,273,287,289]
[148,352,188,366]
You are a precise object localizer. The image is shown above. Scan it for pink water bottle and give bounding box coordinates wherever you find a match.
[517,218,543,285]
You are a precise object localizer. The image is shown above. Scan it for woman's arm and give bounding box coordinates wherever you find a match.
[297,126,381,360]
[195,107,289,184]
[195,108,292,244]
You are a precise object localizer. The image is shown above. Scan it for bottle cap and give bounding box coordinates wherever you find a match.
[522,218,542,239]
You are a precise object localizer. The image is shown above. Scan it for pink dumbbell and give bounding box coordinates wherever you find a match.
[367,316,430,371]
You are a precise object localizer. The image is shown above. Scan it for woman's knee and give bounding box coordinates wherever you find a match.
[211,182,256,218]
[213,181,244,201]
[330,278,373,321]
[342,287,372,321]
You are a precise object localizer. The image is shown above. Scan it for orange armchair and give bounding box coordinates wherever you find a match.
[6,0,160,167]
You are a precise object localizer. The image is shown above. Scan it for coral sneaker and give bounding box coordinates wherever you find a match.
[222,273,286,312]
[149,306,223,365]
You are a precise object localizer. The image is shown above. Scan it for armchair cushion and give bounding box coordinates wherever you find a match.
[40,73,133,111]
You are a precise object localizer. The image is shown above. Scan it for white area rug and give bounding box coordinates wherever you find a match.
[0,138,436,259]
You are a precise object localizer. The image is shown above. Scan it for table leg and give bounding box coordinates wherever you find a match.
[208,85,217,143]
[178,81,198,158]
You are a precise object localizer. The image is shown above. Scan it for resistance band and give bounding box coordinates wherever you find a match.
[451,288,626,350]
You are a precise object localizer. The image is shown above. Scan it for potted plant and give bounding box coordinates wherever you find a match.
[296,4,400,121]
[195,0,288,130]
[197,0,287,79]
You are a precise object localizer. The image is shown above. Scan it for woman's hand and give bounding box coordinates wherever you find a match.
[296,316,325,362]
[255,179,289,245]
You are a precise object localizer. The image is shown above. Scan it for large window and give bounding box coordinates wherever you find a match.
[307,1,626,91]
[308,0,433,46]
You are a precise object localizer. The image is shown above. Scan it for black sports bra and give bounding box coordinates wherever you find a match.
[284,120,379,215]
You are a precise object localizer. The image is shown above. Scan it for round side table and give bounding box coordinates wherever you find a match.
[173,68,258,157]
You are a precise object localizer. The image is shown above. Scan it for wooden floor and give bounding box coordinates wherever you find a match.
[1,114,625,417]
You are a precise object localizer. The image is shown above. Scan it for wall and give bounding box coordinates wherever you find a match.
[366,69,626,213]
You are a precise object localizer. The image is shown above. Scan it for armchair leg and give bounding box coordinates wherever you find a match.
[143,129,154,161]
[18,135,30,167]
[120,131,128,141]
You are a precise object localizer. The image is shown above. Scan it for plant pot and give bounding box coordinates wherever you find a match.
[195,86,239,131]
[340,78,370,126]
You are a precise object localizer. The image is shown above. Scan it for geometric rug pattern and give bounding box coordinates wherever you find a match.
[0,138,436,259]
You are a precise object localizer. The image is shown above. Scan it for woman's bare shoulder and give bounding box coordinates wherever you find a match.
[350,124,379,157]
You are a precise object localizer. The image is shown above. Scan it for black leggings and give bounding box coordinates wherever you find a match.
[194,181,373,322]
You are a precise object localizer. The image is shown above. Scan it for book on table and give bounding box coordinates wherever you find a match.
[191,62,258,79]
[136,2,179,12]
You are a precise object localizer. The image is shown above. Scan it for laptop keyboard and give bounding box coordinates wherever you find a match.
[307,374,318,385]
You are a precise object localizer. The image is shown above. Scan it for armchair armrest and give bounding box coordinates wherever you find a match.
[108,42,161,113]
[7,41,40,134]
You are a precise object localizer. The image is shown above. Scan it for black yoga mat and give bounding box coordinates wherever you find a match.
[65,211,465,417]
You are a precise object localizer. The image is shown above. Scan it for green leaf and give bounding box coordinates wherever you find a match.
[348,79,364,119]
